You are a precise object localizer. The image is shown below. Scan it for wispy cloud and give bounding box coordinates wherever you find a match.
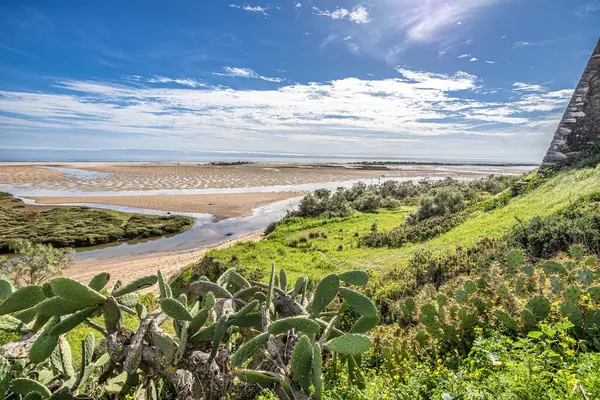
[147,76,205,88]
[457,53,471,59]
[213,67,284,82]
[229,4,269,16]
[312,5,371,24]
[576,1,600,16]
[0,42,36,58]
[512,82,546,92]
[469,57,478,62]
[399,0,506,43]
[485,60,496,64]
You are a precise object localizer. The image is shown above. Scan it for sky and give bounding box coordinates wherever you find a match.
[0,0,599,162]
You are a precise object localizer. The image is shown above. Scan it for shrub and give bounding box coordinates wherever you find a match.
[408,188,465,222]
[508,211,600,259]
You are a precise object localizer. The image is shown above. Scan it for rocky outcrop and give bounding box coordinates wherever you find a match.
[540,39,600,169]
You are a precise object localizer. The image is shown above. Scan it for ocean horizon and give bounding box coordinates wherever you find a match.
[0,148,539,165]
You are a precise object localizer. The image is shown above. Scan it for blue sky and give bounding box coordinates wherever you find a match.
[0,0,598,162]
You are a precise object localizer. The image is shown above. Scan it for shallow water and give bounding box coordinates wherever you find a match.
[40,166,110,179]
[72,196,302,261]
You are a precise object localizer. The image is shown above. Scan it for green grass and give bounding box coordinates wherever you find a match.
[0,192,194,252]
[199,168,600,283]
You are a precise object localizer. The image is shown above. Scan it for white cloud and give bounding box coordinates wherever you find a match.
[147,76,205,88]
[469,57,478,62]
[295,2,302,8]
[514,41,531,46]
[0,70,572,161]
[457,53,471,59]
[485,60,496,64]
[576,1,600,15]
[343,36,352,41]
[512,82,546,92]
[312,5,371,24]
[400,0,506,43]
[213,67,285,83]
[229,4,269,16]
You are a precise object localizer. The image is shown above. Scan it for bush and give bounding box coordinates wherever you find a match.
[408,188,465,222]
[508,211,600,259]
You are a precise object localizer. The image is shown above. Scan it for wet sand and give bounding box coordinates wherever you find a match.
[32,192,304,220]
[0,162,535,193]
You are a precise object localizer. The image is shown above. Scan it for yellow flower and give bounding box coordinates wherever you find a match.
[492,361,503,367]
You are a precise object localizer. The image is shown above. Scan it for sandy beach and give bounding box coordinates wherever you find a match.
[32,191,304,220]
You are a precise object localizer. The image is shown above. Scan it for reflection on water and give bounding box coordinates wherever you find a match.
[73,197,302,262]
[40,166,110,179]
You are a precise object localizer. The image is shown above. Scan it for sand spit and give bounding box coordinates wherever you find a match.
[32,191,304,220]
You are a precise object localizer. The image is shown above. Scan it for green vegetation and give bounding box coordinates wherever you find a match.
[2,165,600,398]
[0,265,375,399]
[0,240,73,285]
[0,192,194,252]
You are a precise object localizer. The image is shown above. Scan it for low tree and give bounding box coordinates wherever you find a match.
[0,240,73,286]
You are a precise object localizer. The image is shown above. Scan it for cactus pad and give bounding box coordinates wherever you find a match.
[463,281,477,295]
[10,378,51,398]
[325,334,372,355]
[0,279,13,299]
[0,315,30,333]
[49,306,99,336]
[235,370,285,385]
[313,343,323,400]
[560,301,582,325]
[564,286,582,303]
[494,310,517,330]
[578,269,594,286]
[0,286,45,315]
[230,332,270,367]
[29,317,60,364]
[454,290,468,303]
[35,297,85,317]
[160,298,193,321]
[50,278,106,307]
[112,275,157,297]
[291,335,313,394]
[88,272,110,292]
[338,287,377,318]
[587,286,600,301]
[526,296,551,322]
[583,309,600,334]
[338,270,369,286]
[507,250,524,270]
[349,315,379,334]
[569,245,586,261]
[310,274,339,317]
[542,261,567,275]
[268,317,320,335]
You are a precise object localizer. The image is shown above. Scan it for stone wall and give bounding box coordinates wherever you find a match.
[540,39,600,168]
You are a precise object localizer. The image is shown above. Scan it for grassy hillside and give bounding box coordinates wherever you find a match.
[188,168,600,284]
[0,192,194,252]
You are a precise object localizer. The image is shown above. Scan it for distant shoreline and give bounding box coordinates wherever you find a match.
[0,160,540,167]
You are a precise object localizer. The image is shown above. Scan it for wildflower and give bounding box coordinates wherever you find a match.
[492,361,503,367]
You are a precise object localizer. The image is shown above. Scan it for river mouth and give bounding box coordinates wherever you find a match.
[1,164,536,262]
[70,196,302,262]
